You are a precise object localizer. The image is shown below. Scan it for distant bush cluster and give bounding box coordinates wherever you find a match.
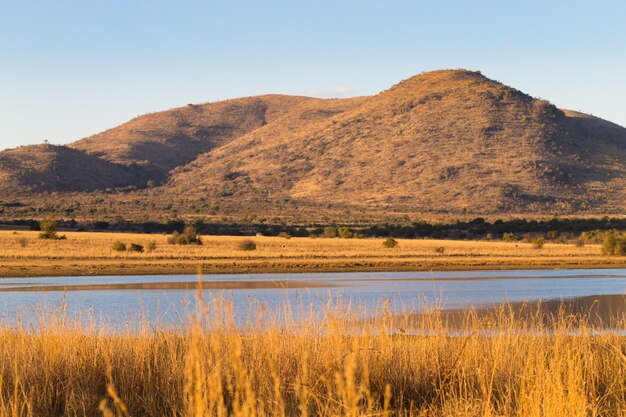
[319,227,365,239]
[112,241,156,253]
[3,216,626,243]
[502,232,520,242]
[168,226,202,245]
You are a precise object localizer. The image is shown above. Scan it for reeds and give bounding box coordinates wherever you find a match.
[0,294,624,416]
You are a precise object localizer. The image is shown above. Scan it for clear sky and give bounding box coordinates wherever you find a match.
[1,0,625,151]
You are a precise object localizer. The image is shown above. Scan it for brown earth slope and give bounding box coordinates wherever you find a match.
[167,70,626,214]
[0,69,624,218]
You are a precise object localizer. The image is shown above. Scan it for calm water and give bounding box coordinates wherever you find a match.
[1,269,625,328]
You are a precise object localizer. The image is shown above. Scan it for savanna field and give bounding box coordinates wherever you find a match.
[1,230,625,277]
[0,230,624,416]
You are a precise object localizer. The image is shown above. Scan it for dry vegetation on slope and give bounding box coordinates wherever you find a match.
[168,70,626,215]
[1,70,625,219]
[71,95,366,177]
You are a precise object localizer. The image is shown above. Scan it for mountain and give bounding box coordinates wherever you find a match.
[1,69,625,220]
[166,70,626,215]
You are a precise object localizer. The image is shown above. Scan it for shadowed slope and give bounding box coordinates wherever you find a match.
[71,95,366,178]
[0,144,152,195]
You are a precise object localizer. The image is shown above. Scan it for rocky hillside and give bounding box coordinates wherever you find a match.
[167,70,626,214]
[1,69,624,219]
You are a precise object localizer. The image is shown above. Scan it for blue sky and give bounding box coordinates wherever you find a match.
[1,0,625,150]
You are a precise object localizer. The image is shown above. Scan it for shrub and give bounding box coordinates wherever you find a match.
[167,232,179,245]
[38,218,61,240]
[278,232,292,239]
[145,241,157,252]
[322,227,338,238]
[382,238,398,248]
[602,234,626,256]
[546,231,559,241]
[502,232,519,242]
[238,240,257,251]
[531,237,546,249]
[112,241,127,252]
[17,237,28,248]
[581,230,605,244]
[167,226,202,245]
[574,238,585,248]
[337,227,355,239]
[129,243,144,253]
[581,229,622,245]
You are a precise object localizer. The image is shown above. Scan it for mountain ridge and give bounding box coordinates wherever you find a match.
[1,69,624,220]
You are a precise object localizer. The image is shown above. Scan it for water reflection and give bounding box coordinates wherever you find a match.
[0,269,624,329]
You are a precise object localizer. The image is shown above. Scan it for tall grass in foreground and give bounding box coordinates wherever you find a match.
[0,293,624,416]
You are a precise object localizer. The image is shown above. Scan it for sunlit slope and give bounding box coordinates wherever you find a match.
[1,69,624,216]
[168,70,626,214]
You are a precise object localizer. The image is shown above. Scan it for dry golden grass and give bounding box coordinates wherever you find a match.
[0,292,624,416]
[0,230,624,277]
[0,231,626,276]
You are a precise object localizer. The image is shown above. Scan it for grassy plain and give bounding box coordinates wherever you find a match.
[0,297,624,416]
[0,230,625,278]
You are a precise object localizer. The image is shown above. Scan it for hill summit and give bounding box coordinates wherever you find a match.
[1,69,625,220]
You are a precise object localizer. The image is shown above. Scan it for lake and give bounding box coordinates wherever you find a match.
[1,269,625,328]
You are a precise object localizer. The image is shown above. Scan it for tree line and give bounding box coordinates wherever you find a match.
[1,216,626,240]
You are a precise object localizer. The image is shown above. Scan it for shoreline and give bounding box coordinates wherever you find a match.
[400,293,626,329]
[2,257,626,278]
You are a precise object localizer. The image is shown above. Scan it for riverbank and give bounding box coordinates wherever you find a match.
[1,230,625,278]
